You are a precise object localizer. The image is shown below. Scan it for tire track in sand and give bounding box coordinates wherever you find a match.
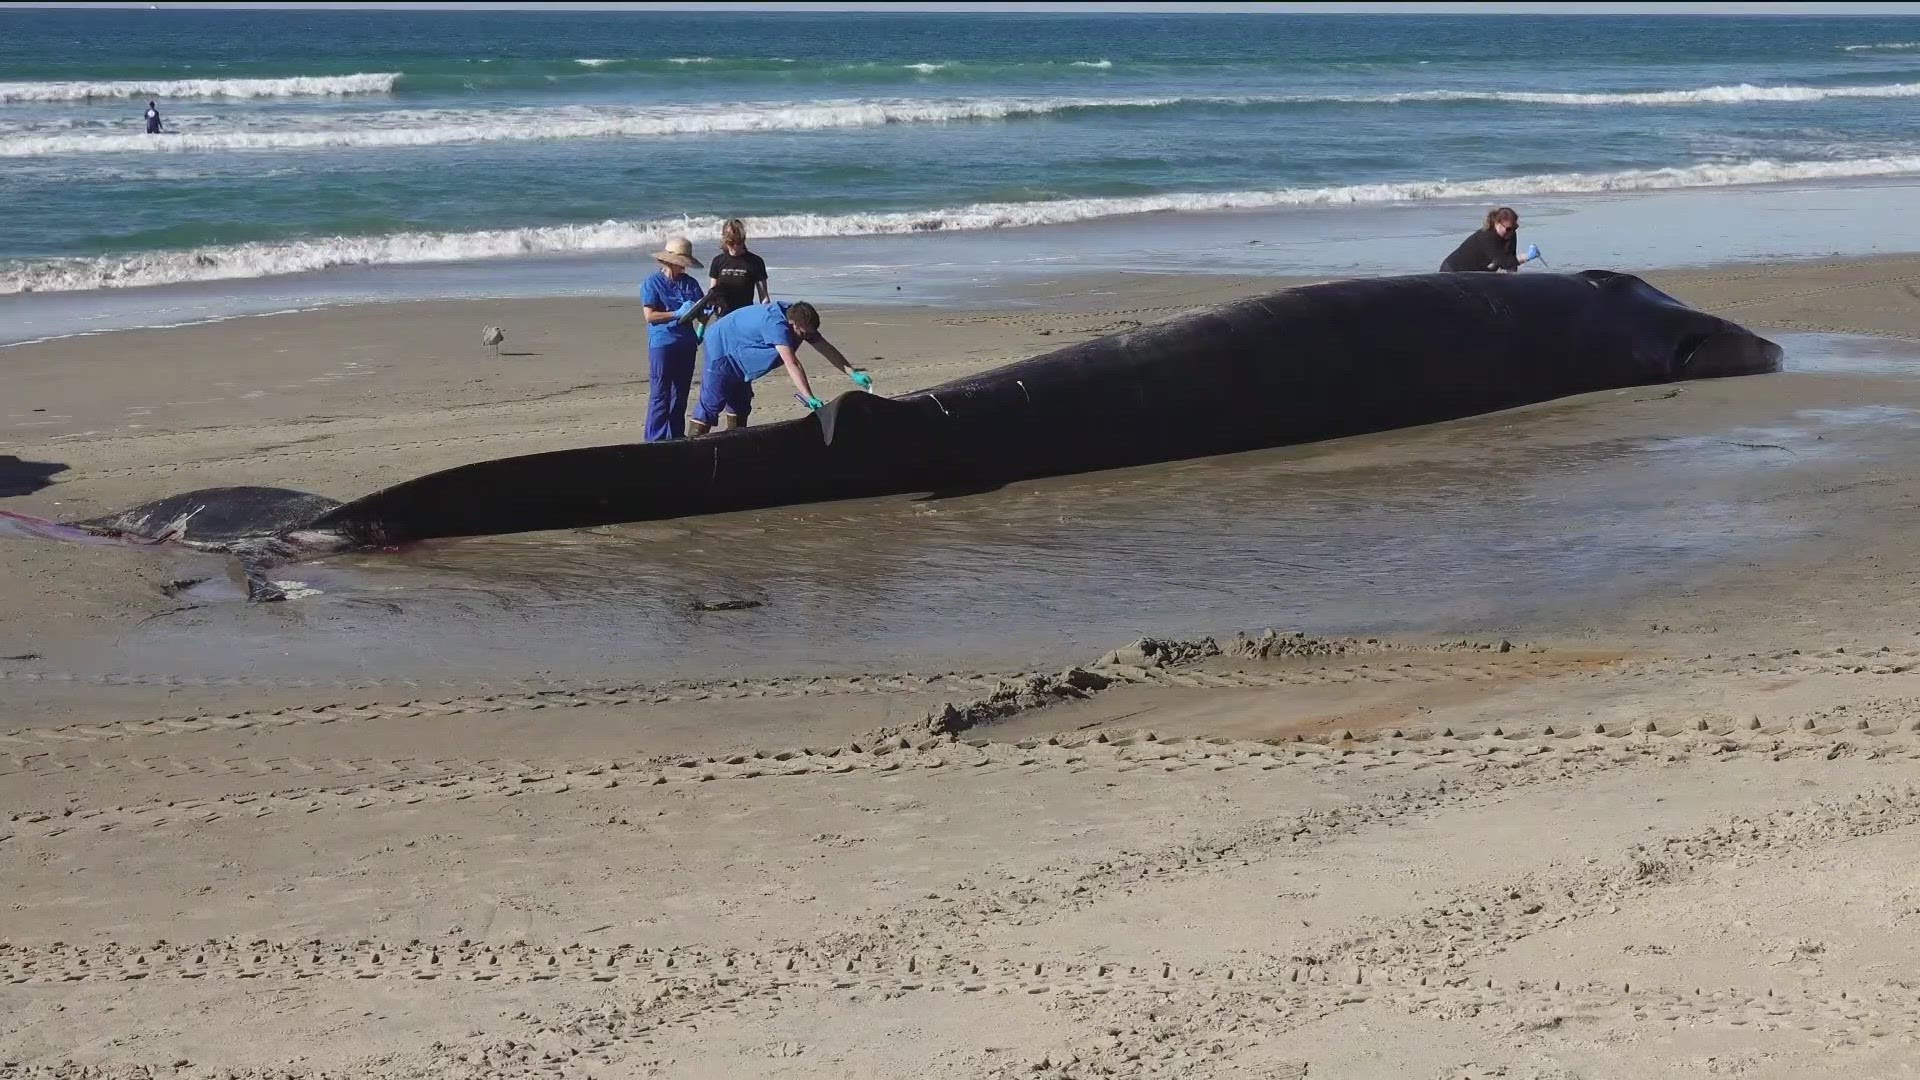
[10,741,1916,1077]
[0,977,1903,1080]
[8,722,1917,843]
[12,779,1879,1078]
[1019,781,1920,1078]
[7,637,1916,750]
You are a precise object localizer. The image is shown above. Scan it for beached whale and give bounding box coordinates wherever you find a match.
[81,270,1781,554]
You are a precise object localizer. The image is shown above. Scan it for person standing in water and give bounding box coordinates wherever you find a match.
[638,236,707,441]
[706,218,770,319]
[144,101,162,134]
[1440,207,1539,273]
[686,300,869,436]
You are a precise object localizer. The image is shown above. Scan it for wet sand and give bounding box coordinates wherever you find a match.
[8,256,1920,1078]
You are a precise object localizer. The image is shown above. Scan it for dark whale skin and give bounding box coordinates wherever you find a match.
[84,270,1782,549]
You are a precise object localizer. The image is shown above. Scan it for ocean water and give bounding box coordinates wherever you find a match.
[3,8,1920,308]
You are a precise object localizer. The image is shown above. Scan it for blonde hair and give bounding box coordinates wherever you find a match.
[720,218,747,246]
[1484,207,1518,231]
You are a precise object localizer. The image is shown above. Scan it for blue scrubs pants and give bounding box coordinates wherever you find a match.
[645,339,698,441]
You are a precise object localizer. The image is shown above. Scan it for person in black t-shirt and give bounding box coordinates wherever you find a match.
[1440,206,1538,273]
[706,218,770,318]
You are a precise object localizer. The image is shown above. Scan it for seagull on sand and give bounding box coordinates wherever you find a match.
[482,326,505,356]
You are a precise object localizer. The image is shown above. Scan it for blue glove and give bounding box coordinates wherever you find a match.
[805,396,824,411]
[849,369,873,390]
[673,299,695,319]
[1524,244,1541,262]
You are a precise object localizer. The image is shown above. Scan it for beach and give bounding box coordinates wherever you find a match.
[8,253,1920,1078]
[12,5,1920,1075]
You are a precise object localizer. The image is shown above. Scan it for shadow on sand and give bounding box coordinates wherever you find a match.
[0,456,67,498]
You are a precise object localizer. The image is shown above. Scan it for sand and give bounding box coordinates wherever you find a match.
[7,256,1920,1078]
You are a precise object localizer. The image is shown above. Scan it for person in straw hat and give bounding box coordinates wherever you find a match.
[638,236,707,441]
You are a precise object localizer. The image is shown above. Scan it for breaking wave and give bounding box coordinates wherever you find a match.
[10,80,1918,157]
[0,96,1188,156]
[1381,80,1920,106]
[0,73,401,103]
[8,153,1920,295]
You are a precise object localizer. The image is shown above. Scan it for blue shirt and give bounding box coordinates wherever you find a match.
[704,300,799,382]
[640,270,704,350]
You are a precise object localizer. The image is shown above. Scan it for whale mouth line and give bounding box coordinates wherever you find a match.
[1678,328,1786,379]
[1676,331,1716,372]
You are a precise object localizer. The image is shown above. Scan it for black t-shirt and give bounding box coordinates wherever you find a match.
[707,250,769,315]
[1440,227,1518,273]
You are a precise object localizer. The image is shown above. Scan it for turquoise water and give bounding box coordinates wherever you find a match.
[3,8,1920,299]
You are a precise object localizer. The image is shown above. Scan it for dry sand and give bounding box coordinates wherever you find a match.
[7,257,1920,1078]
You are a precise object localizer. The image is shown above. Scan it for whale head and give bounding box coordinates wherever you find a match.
[1671,323,1786,379]
[1577,269,1783,380]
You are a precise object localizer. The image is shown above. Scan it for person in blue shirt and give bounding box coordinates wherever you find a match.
[687,299,870,436]
[638,236,707,441]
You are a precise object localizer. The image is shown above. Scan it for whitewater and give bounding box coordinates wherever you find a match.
[10,7,1920,307]
[9,154,1920,296]
[10,80,1920,158]
[0,72,400,103]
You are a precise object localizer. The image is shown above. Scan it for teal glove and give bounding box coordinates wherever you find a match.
[693,321,705,341]
[849,369,874,390]
[805,396,824,411]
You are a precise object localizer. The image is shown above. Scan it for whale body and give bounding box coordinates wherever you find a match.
[80,270,1783,553]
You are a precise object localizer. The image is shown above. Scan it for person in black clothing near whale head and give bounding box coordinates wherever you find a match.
[144,101,162,134]
[706,218,770,318]
[1440,206,1539,273]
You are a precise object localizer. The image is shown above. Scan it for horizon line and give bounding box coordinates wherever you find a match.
[8,1,1920,14]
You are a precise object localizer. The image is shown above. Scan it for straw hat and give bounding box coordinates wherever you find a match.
[652,236,703,269]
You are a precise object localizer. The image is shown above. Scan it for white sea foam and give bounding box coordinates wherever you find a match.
[573,58,617,67]
[9,154,1920,296]
[9,77,1909,160]
[0,72,401,103]
[665,56,714,65]
[14,79,1907,158]
[904,62,952,73]
[1070,59,1114,69]
[1375,81,1920,106]
[1840,41,1920,51]
[0,96,1185,156]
